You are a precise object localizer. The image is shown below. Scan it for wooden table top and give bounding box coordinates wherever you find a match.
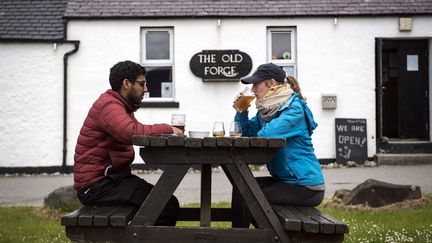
[132,135,286,148]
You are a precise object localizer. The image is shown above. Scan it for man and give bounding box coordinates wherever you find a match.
[74,60,183,226]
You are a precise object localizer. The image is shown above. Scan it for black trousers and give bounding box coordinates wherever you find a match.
[231,176,324,228]
[77,173,179,226]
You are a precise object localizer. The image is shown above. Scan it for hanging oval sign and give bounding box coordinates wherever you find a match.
[189,50,253,82]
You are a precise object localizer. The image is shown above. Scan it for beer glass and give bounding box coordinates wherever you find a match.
[233,87,255,113]
[171,114,186,133]
[212,122,225,137]
[229,121,242,138]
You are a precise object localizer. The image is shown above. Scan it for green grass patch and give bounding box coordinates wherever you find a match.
[319,194,432,242]
[0,207,68,243]
[1,196,431,242]
[176,201,232,228]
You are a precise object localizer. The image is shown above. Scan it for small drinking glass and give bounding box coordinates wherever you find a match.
[229,121,242,138]
[212,122,225,137]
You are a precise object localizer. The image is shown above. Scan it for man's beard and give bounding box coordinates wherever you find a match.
[125,90,143,107]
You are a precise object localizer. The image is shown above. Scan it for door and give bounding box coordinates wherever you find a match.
[398,40,429,139]
[380,39,429,140]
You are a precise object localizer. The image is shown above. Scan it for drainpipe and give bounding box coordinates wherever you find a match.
[61,18,80,173]
[62,41,79,173]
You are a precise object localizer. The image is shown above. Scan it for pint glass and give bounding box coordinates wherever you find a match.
[233,87,255,113]
[171,114,186,133]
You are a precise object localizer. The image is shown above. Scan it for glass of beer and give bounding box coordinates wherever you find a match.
[229,121,242,138]
[171,114,186,133]
[233,87,255,113]
[212,122,225,137]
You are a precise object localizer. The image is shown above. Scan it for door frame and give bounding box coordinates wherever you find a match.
[376,37,430,150]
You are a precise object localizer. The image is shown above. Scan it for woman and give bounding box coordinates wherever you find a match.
[232,63,325,228]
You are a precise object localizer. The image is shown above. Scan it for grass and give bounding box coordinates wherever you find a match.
[0,207,68,243]
[0,196,431,242]
[177,201,232,228]
[319,195,432,243]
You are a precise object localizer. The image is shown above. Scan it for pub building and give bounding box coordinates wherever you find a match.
[1,0,432,172]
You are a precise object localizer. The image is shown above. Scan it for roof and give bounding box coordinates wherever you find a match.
[1,0,431,41]
[64,0,432,18]
[0,0,67,41]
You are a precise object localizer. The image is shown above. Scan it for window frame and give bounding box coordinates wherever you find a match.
[140,27,175,102]
[267,27,297,77]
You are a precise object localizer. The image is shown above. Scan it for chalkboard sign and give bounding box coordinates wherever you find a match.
[335,118,367,163]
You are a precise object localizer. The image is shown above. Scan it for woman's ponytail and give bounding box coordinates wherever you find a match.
[286,76,305,100]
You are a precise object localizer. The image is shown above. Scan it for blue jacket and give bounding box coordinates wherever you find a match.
[235,93,324,187]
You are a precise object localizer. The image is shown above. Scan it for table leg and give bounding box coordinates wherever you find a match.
[200,164,212,227]
[223,150,291,243]
[131,164,190,226]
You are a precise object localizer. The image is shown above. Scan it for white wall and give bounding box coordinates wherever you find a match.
[64,16,432,165]
[0,43,74,167]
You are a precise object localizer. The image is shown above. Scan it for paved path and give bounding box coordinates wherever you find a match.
[1,165,431,206]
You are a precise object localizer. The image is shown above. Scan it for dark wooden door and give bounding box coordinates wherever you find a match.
[381,39,429,140]
[398,40,429,139]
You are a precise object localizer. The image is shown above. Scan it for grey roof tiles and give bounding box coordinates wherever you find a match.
[1,0,431,41]
[0,0,67,41]
[64,0,432,18]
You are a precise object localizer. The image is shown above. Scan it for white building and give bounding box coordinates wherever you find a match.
[1,0,432,172]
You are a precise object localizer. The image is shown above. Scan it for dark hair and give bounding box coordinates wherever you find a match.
[109,60,146,91]
[286,76,305,100]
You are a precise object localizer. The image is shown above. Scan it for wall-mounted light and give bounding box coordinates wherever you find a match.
[334,17,338,25]
[217,19,221,27]
[53,43,57,50]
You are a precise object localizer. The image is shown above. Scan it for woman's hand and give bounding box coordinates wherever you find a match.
[232,92,250,112]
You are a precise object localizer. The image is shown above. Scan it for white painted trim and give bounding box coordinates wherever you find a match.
[267,27,297,65]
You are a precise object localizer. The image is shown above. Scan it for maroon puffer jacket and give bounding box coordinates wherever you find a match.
[74,89,173,190]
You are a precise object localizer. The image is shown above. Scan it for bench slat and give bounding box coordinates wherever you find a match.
[62,205,138,228]
[284,206,320,233]
[296,206,335,233]
[307,207,349,234]
[93,206,119,226]
[61,209,80,226]
[272,205,302,231]
[110,206,137,227]
[77,206,98,226]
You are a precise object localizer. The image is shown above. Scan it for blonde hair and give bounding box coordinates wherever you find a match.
[286,76,305,100]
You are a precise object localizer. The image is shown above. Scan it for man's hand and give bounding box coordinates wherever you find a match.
[172,126,184,135]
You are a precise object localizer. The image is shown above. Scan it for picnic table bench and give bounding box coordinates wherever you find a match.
[62,136,348,242]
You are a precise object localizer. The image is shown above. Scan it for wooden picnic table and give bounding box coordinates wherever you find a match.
[62,135,348,242]
[130,135,290,243]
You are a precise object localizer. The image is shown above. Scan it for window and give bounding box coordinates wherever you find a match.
[141,28,174,101]
[267,28,296,77]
